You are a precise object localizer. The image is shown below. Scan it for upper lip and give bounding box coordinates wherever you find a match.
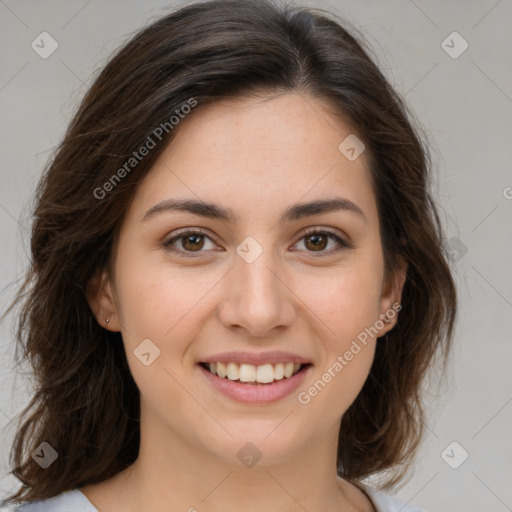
[199,351,311,366]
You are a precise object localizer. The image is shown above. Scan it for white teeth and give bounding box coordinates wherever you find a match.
[217,362,226,378]
[239,364,256,382]
[256,364,274,383]
[274,363,285,380]
[203,361,304,383]
[283,362,294,378]
[226,362,239,381]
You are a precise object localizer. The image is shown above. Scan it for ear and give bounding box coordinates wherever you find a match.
[86,268,121,331]
[376,257,407,337]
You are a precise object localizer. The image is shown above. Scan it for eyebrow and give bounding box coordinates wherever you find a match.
[142,197,366,224]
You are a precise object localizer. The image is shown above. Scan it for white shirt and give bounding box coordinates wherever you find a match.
[2,484,426,511]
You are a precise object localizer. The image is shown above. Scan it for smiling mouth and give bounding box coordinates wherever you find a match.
[198,362,312,385]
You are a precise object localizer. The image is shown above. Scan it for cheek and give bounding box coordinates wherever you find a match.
[114,271,171,341]
[298,255,383,410]
[319,342,376,420]
[114,246,199,337]
[299,269,380,417]
[306,261,384,342]
[112,259,199,411]
[113,250,220,376]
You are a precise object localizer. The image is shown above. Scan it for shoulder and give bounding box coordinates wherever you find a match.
[0,489,98,512]
[2,484,427,512]
[356,482,427,512]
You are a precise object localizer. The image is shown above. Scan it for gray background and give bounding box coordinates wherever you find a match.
[1,1,511,511]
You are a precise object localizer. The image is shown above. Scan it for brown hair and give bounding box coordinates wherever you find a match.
[2,0,456,505]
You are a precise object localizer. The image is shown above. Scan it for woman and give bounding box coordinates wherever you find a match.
[1,1,456,510]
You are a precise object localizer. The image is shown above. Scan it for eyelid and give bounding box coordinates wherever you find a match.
[167,226,215,241]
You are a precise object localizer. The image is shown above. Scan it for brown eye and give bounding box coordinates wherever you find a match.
[304,233,329,251]
[163,229,217,257]
[181,233,206,251]
[294,228,353,256]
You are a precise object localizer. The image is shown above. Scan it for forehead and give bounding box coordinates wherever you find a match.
[170,92,357,159]
[126,92,378,229]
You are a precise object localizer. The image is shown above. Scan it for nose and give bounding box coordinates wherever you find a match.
[217,242,297,338]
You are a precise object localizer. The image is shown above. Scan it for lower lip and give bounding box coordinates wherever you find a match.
[198,364,312,404]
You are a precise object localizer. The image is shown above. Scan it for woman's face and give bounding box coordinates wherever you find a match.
[90,92,405,468]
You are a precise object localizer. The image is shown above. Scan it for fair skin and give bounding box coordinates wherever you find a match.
[84,92,406,512]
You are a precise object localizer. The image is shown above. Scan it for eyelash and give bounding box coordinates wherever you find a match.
[162,227,354,258]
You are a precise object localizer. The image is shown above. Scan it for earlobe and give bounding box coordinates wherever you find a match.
[85,269,119,331]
